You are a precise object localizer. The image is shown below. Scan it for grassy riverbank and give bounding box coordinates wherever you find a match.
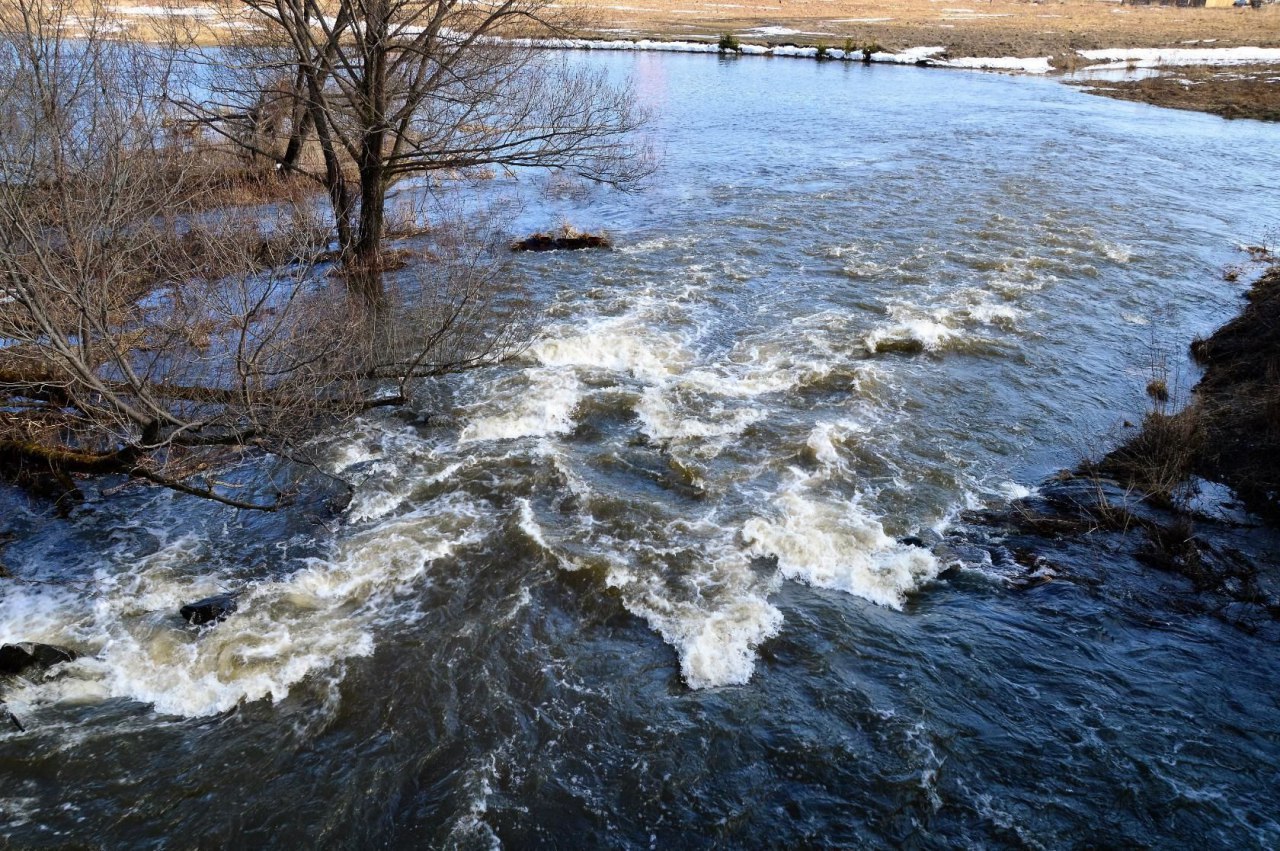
[1072,65,1280,121]
[104,0,1280,120]
[109,0,1280,61]
[1105,260,1280,519]
[564,0,1280,61]
[956,258,1280,627]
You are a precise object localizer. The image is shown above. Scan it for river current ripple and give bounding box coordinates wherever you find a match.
[2,54,1280,847]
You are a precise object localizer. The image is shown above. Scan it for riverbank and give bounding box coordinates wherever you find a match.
[564,0,1280,120]
[563,0,1280,61]
[1107,259,1280,519]
[104,0,1280,120]
[1071,64,1280,121]
[962,258,1280,631]
[106,0,1280,65]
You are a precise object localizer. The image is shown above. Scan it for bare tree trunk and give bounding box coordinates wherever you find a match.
[353,160,386,300]
[280,67,312,173]
[349,0,390,308]
[303,84,355,266]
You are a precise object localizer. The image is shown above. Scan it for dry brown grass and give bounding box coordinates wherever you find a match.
[562,0,1280,57]
[96,0,1280,61]
[1075,64,1280,120]
[1097,407,1205,505]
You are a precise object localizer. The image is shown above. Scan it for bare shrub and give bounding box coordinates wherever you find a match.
[173,0,651,304]
[0,0,532,509]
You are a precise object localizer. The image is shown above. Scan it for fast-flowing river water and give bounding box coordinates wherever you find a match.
[3,53,1280,848]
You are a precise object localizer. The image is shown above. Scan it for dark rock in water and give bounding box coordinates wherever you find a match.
[511,231,611,252]
[4,705,23,732]
[180,592,240,626]
[0,642,77,676]
[898,536,928,549]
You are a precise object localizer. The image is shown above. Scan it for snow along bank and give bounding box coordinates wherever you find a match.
[1079,46,1280,68]
[522,36,1280,75]
[516,37,1054,74]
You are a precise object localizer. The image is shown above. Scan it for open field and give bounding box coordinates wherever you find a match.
[562,0,1280,60]
[79,1,1280,120]
[102,0,1280,62]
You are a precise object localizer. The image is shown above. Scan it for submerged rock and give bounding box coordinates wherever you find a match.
[180,592,240,626]
[0,642,77,676]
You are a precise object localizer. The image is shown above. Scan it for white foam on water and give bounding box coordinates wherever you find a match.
[0,584,81,647]
[330,439,383,473]
[865,315,958,354]
[742,474,941,608]
[0,494,492,718]
[537,469,781,690]
[0,798,37,829]
[516,498,552,552]
[634,386,764,442]
[806,423,843,467]
[804,420,872,469]
[680,337,854,397]
[346,460,464,523]
[447,756,503,851]
[963,301,1021,328]
[616,234,699,255]
[529,317,690,383]
[665,596,783,690]
[611,555,784,689]
[998,481,1036,501]
[1102,242,1134,263]
[459,368,582,443]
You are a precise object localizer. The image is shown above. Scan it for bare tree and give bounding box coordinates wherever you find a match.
[178,0,648,304]
[0,0,639,510]
[0,0,378,508]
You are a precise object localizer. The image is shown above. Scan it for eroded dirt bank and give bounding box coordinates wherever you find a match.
[1074,65,1280,122]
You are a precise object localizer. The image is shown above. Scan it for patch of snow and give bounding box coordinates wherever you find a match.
[109,4,219,15]
[943,55,1054,73]
[515,37,1051,74]
[1080,46,1280,68]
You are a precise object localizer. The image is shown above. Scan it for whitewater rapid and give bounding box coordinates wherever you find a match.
[1,48,1250,724]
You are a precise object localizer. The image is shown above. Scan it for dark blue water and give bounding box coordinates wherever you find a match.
[3,52,1279,848]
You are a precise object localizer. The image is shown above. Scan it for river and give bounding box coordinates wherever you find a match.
[2,52,1279,847]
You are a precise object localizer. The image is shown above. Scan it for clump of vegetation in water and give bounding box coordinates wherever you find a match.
[815,42,829,60]
[1097,251,1280,519]
[718,32,740,53]
[512,224,612,252]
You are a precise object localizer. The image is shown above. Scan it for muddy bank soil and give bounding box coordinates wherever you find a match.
[1075,65,1280,121]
